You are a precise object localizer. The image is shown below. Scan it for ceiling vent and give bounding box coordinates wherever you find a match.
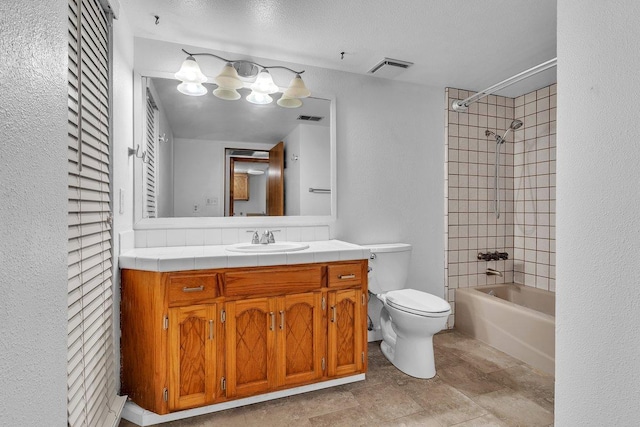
[297,115,324,122]
[368,58,414,79]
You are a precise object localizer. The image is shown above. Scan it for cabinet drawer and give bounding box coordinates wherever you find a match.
[327,263,362,288]
[167,273,218,306]
[225,266,322,297]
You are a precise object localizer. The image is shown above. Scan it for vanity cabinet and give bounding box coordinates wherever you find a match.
[225,292,324,398]
[326,263,365,376]
[327,289,364,377]
[168,304,218,411]
[120,260,367,415]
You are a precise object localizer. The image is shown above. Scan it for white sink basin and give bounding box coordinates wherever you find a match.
[226,242,310,253]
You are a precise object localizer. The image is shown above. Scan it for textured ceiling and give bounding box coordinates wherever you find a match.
[120,0,557,96]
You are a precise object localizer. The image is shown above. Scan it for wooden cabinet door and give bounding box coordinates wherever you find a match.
[327,289,364,377]
[267,141,284,215]
[277,292,324,387]
[233,173,249,201]
[225,298,277,398]
[168,304,217,411]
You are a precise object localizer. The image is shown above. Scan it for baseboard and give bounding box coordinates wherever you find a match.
[122,374,365,426]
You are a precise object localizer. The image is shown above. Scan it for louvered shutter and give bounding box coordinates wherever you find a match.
[67,0,119,426]
[145,89,158,218]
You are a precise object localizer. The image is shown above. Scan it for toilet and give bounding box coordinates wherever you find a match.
[363,243,451,379]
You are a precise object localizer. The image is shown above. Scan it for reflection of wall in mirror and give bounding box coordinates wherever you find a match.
[284,124,331,216]
[172,139,273,217]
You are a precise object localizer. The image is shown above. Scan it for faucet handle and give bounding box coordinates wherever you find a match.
[246,230,260,244]
[267,229,281,244]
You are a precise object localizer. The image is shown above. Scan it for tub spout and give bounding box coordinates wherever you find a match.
[486,268,503,277]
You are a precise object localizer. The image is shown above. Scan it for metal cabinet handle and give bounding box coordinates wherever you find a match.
[182,286,204,292]
[338,274,356,280]
[270,312,275,331]
[279,310,284,330]
[331,306,336,323]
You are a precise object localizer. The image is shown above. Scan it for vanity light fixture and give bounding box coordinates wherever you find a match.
[174,49,311,108]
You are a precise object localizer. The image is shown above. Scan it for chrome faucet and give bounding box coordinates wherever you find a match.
[486,268,503,277]
[257,229,280,244]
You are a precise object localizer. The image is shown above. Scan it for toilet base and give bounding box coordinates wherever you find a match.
[379,305,439,379]
[380,335,436,379]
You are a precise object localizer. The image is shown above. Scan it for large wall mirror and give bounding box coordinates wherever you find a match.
[132,49,336,228]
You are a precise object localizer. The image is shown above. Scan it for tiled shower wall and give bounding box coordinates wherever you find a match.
[513,84,557,292]
[444,84,557,327]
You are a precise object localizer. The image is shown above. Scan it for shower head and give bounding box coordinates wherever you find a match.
[510,119,523,130]
[486,119,524,144]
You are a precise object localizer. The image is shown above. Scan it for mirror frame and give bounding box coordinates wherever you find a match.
[132,70,337,229]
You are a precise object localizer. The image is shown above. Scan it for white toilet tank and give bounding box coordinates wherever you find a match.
[362,243,412,294]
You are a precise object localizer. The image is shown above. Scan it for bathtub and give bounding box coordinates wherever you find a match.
[455,284,555,375]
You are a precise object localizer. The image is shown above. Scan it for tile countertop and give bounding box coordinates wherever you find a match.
[119,239,370,272]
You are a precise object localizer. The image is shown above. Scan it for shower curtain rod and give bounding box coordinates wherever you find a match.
[451,57,557,112]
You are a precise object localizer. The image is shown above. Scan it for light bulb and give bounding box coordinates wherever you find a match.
[213,87,241,101]
[177,82,207,96]
[214,63,243,89]
[277,95,302,108]
[175,56,207,83]
[250,70,279,94]
[246,91,273,105]
[283,74,310,98]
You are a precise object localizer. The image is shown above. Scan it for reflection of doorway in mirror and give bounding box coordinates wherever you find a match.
[227,155,268,217]
[226,142,285,216]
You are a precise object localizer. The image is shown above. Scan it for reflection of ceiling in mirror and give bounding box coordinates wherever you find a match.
[151,77,330,143]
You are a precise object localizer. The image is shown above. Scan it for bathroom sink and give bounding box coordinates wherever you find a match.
[226,242,309,253]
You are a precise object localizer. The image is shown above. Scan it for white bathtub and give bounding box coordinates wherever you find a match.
[455,284,555,375]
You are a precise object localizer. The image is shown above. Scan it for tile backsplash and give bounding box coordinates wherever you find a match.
[130,225,331,250]
[444,84,557,327]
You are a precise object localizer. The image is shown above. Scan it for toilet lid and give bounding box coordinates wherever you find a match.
[385,289,451,317]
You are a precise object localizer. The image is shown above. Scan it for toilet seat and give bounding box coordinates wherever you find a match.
[384,289,451,318]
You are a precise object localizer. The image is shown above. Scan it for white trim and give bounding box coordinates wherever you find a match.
[121,374,365,426]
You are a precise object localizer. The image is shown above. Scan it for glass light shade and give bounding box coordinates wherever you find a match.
[246,91,273,105]
[283,74,310,98]
[177,82,207,96]
[213,87,241,101]
[247,169,265,175]
[277,95,302,108]
[214,63,243,89]
[174,56,207,83]
[250,70,279,94]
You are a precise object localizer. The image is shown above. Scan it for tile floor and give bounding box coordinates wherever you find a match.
[119,331,554,427]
